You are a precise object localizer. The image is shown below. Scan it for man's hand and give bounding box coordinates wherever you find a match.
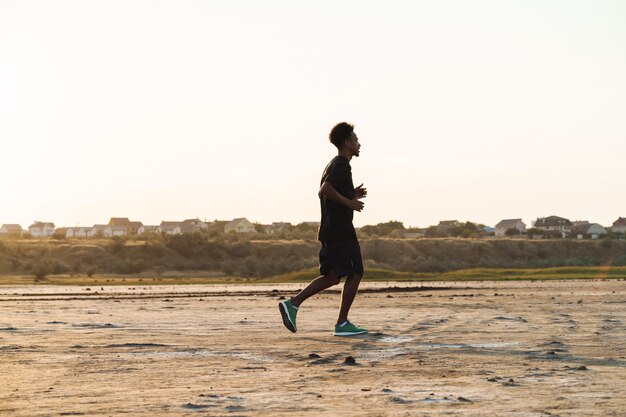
[355,183,367,199]
[348,198,365,212]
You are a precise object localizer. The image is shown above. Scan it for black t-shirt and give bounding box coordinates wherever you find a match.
[317,156,357,242]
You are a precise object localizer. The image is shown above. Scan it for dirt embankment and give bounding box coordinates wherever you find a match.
[0,237,625,278]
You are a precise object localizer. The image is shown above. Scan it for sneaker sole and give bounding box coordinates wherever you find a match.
[279,302,296,333]
[333,330,368,336]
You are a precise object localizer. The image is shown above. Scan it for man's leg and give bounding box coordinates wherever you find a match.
[336,272,363,325]
[279,271,341,333]
[291,270,340,307]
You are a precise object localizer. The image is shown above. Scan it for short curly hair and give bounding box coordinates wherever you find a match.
[329,122,354,149]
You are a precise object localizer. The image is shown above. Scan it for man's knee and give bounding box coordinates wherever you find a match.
[324,272,341,286]
[348,272,364,283]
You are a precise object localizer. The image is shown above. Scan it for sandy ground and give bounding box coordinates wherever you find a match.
[1,280,625,417]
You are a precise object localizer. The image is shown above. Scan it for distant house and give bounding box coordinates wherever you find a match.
[435,220,461,236]
[54,227,68,237]
[612,217,626,234]
[265,222,292,234]
[181,218,209,233]
[0,224,23,237]
[179,223,197,234]
[66,227,90,238]
[495,219,526,237]
[532,216,572,237]
[107,217,143,235]
[28,222,55,238]
[153,219,208,235]
[224,218,255,233]
[157,221,183,235]
[138,225,159,235]
[104,226,127,237]
[128,221,143,235]
[89,224,107,237]
[571,223,607,240]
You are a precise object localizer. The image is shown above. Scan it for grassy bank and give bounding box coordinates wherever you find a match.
[2,237,626,281]
[269,265,626,282]
[1,265,625,286]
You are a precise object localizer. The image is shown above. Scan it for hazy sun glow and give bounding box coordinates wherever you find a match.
[1,1,625,228]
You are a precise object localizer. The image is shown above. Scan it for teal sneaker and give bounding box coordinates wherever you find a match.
[279,299,298,333]
[333,321,368,336]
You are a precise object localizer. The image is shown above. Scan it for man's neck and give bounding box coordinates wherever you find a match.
[338,149,352,161]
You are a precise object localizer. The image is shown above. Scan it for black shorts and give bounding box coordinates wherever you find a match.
[319,240,364,278]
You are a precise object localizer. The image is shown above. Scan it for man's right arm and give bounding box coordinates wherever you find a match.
[319,181,364,212]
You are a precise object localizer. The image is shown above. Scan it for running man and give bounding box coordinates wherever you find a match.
[279,122,367,336]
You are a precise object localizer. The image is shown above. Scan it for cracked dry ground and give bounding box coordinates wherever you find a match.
[1,280,625,416]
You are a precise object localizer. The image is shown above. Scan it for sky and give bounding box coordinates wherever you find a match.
[1,0,625,229]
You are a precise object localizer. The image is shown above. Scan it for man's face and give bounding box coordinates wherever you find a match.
[346,132,361,157]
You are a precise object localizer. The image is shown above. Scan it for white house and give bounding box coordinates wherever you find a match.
[224,218,255,233]
[182,218,208,231]
[28,222,55,238]
[89,224,107,237]
[157,221,183,235]
[0,224,23,237]
[532,215,572,237]
[571,223,608,239]
[66,226,90,238]
[104,226,127,237]
[495,219,527,237]
[265,222,292,234]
